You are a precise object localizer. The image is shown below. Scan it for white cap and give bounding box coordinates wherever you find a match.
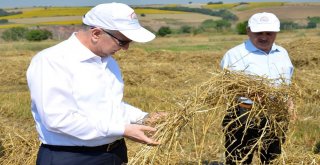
[83,3,155,43]
[248,12,280,32]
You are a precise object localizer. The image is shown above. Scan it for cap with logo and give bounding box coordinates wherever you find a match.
[82,2,155,43]
[248,12,280,32]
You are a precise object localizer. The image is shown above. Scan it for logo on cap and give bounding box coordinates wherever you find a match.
[260,16,269,23]
[130,12,138,20]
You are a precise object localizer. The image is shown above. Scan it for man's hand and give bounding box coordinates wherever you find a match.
[143,112,168,125]
[123,124,160,146]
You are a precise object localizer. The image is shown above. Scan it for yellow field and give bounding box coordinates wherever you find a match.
[0,7,189,28]
[0,7,91,19]
[0,29,320,164]
[202,2,285,10]
[203,3,239,9]
[0,7,187,20]
[235,2,286,11]
[134,8,187,14]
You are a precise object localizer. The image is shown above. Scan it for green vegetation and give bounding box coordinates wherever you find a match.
[25,29,52,41]
[178,25,192,34]
[1,27,52,41]
[236,21,248,35]
[1,27,28,41]
[0,8,22,17]
[157,26,172,36]
[0,19,8,24]
[307,16,320,29]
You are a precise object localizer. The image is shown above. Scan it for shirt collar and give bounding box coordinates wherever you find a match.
[245,39,279,54]
[68,32,101,62]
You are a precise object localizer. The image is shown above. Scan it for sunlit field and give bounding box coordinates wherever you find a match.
[0,7,91,19]
[203,2,284,10]
[0,28,319,164]
[0,7,190,28]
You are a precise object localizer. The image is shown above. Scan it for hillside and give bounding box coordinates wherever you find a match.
[0,2,319,30]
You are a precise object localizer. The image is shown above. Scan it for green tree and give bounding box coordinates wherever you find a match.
[306,16,320,29]
[281,21,299,30]
[200,19,216,29]
[215,19,231,31]
[200,19,231,31]
[179,25,192,34]
[157,26,172,37]
[307,22,317,29]
[1,27,29,41]
[25,29,52,41]
[236,21,248,35]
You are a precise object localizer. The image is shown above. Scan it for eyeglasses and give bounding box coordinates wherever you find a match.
[101,29,132,47]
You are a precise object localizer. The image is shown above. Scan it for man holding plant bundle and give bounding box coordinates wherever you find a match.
[220,12,294,164]
[27,3,164,165]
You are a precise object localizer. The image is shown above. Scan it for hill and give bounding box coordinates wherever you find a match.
[0,2,319,31]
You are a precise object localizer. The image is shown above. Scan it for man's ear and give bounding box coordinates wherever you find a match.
[91,28,103,41]
[246,27,250,34]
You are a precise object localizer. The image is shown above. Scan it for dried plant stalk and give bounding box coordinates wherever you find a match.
[130,70,297,164]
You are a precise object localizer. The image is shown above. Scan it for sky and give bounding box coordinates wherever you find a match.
[0,0,319,8]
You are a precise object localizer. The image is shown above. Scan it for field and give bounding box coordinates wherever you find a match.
[0,28,320,164]
[1,2,320,31]
[0,2,320,165]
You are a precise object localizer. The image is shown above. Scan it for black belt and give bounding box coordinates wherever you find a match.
[41,139,123,152]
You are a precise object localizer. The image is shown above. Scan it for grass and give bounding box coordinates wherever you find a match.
[0,23,25,29]
[0,29,320,164]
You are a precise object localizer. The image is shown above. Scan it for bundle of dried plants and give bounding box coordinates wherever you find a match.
[130,70,297,164]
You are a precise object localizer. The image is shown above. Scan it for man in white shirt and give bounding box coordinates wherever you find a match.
[27,3,162,165]
[220,12,294,164]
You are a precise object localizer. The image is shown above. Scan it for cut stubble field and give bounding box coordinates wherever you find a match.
[0,29,319,164]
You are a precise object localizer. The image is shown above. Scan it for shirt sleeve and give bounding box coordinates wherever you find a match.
[122,102,148,124]
[27,54,125,141]
[221,51,235,70]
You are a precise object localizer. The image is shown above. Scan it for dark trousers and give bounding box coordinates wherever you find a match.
[36,139,128,165]
[222,106,284,165]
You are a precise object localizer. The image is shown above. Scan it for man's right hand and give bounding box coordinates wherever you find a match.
[123,124,160,146]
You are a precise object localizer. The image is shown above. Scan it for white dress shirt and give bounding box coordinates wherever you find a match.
[26,33,147,146]
[221,39,294,85]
